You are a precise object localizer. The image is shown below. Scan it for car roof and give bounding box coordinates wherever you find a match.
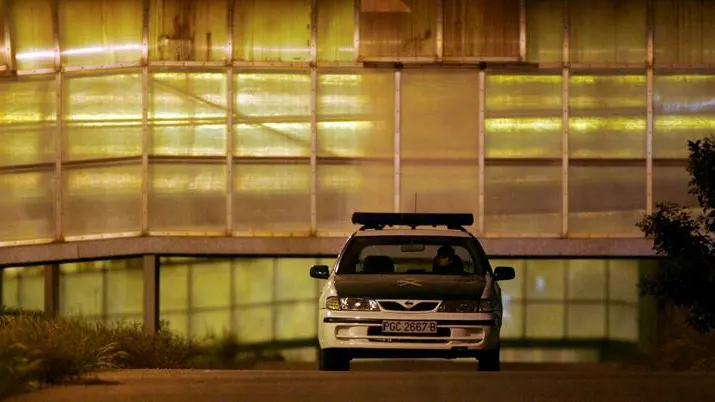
[353,228,472,238]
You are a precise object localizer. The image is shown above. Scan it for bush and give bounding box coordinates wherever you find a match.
[654,306,715,371]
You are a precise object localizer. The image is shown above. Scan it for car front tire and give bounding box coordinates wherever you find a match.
[318,348,350,371]
[477,347,500,372]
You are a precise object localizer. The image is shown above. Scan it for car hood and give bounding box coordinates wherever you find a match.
[333,274,487,300]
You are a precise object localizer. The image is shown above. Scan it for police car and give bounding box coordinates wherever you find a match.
[309,212,515,371]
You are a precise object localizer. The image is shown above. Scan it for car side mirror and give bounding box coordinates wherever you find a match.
[310,264,330,279]
[494,266,515,281]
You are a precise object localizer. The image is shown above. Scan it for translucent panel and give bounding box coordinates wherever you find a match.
[235,72,310,119]
[59,0,143,66]
[500,302,523,338]
[149,0,228,62]
[150,72,227,156]
[653,165,699,209]
[318,72,394,158]
[159,264,188,311]
[525,0,563,63]
[233,0,310,62]
[608,260,639,303]
[149,163,227,232]
[569,0,647,64]
[65,71,142,122]
[654,75,715,159]
[63,125,141,161]
[0,2,6,67]
[317,0,355,62]
[402,70,479,159]
[275,259,316,301]
[0,170,54,243]
[276,302,316,340]
[233,164,310,233]
[609,304,638,341]
[11,0,55,71]
[443,0,520,58]
[525,260,565,300]
[484,165,561,234]
[567,260,606,301]
[234,259,273,305]
[525,304,565,338]
[0,77,56,167]
[191,260,231,309]
[401,164,478,229]
[491,259,525,301]
[235,123,309,157]
[654,0,715,64]
[18,268,45,311]
[191,310,231,339]
[60,264,104,317]
[567,304,606,338]
[1,269,19,307]
[318,163,393,233]
[569,75,647,159]
[486,74,562,158]
[569,166,646,235]
[161,312,188,336]
[63,164,142,237]
[359,0,437,58]
[105,261,143,316]
[235,306,273,343]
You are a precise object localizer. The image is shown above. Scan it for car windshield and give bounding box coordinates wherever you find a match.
[336,235,487,276]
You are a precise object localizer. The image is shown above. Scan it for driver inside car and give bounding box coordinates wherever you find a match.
[432,245,464,274]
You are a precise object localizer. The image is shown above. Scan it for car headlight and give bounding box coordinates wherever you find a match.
[477,298,497,312]
[438,300,479,313]
[326,297,379,311]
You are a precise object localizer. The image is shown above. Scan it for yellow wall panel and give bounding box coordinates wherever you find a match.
[654,0,715,64]
[10,0,54,71]
[443,0,520,58]
[0,0,6,68]
[359,0,437,58]
[0,170,54,243]
[60,264,103,317]
[317,0,355,62]
[191,260,231,309]
[105,259,143,316]
[525,0,563,63]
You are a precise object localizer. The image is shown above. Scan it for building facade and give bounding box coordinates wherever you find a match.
[1,0,711,361]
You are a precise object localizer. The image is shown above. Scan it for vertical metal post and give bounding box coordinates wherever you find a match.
[519,0,527,61]
[271,259,278,342]
[563,261,570,338]
[394,70,402,213]
[561,0,570,238]
[2,0,14,72]
[52,0,63,241]
[226,0,235,235]
[141,0,150,234]
[436,0,443,59]
[310,0,318,65]
[44,264,60,317]
[142,255,160,334]
[477,69,486,234]
[353,0,360,59]
[310,0,318,233]
[646,0,654,215]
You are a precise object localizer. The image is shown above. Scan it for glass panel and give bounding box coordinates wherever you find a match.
[485,165,561,234]
[0,170,54,243]
[105,259,143,316]
[18,267,44,311]
[149,163,227,232]
[60,262,104,317]
[235,123,309,157]
[161,312,188,336]
[567,304,606,338]
[318,162,393,233]
[235,306,273,343]
[569,75,647,159]
[11,0,55,71]
[654,0,715,65]
[159,262,188,311]
[485,74,562,159]
[59,0,143,66]
[317,0,355,62]
[443,0,520,58]
[233,163,311,233]
[150,72,227,156]
[492,259,525,301]
[569,0,647,64]
[318,72,394,158]
[233,0,310,62]
[567,260,606,301]
[0,1,6,68]
[63,126,141,161]
[149,0,228,62]
[275,258,316,301]
[569,166,646,235]
[65,71,142,120]
[525,260,565,300]
[608,304,638,341]
[608,260,639,303]
[191,260,231,309]
[653,165,700,209]
[276,302,315,340]
[501,301,523,338]
[234,258,273,305]
[63,164,142,237]
[1,268,20,307]
[191,310,231,339]
[654,75,715,159]
[525,0,563,63]
[0,77,56,167]
[525,304,565,338]
[359,0,437,58]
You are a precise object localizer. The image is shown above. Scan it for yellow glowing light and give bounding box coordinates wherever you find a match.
[655,116,715,130]
[487,75,562,84]
[67,172,141,192]
[235,172,310,192]
[153,173,225,193]
[486,118,562,132]
[570,75,647,85]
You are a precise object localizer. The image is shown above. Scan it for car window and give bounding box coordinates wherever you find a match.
[337,236,487,276]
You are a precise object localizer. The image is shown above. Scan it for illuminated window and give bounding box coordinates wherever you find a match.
[443,0,520,59]
[525,0,563,63]
[359,0,438,58]
[11,0,54,71]
[0,170,54,243]
[317,0,355,62]
[654,0,715,65]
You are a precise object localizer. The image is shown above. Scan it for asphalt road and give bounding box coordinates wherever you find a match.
[7,362,715,402]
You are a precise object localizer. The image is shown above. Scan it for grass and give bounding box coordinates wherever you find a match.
[0,306,283,399]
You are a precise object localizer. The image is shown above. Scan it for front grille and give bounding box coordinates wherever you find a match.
[378,301,439,312]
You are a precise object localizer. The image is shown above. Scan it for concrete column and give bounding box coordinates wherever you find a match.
[44,264,60,317]
[143,255,160,334]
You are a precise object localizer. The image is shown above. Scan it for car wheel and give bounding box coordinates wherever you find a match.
[319,348,350,371]
[477,348,500,372]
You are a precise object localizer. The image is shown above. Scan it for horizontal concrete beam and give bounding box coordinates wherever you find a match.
[0,236,659,268]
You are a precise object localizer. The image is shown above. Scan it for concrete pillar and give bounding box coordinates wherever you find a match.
[44,264,60,317]
[143,255,160,334]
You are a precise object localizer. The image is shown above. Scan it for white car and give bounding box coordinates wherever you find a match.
[309,212,516,371]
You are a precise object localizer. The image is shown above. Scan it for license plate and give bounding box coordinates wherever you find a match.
[381,320,438,334]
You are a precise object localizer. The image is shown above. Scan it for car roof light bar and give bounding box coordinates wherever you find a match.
[352,212,474,231]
